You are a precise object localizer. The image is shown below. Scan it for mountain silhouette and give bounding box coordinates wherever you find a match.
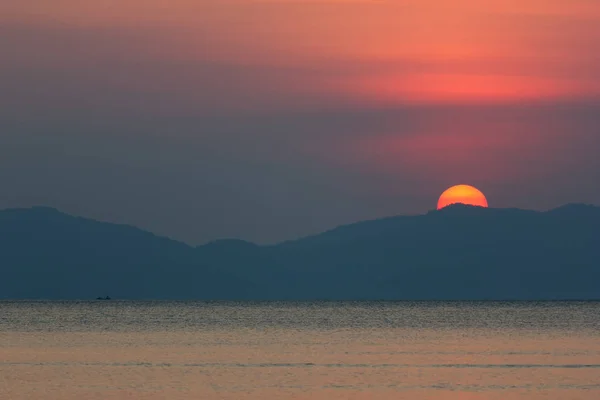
[1,204,599,300]
[0,207,256,299]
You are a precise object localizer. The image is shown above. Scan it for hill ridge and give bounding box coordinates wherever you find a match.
[1,204,599,300]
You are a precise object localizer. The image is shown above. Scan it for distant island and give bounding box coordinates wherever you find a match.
[1,204,599,300]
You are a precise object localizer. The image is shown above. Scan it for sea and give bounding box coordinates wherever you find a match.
[1,301,599,399]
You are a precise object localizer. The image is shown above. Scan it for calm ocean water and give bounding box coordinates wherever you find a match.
[1,301,599,399]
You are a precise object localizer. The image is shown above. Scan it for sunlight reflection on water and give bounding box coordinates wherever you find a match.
[1,301,599,399]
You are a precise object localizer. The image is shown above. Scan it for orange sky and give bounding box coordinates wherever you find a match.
[4,0,600,105]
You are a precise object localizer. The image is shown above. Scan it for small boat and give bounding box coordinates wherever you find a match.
[96,296,111,300]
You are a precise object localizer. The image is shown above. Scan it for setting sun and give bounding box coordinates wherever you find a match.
[437,184,489,210]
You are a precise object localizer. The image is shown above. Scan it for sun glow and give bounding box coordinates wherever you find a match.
[437,184,489,210]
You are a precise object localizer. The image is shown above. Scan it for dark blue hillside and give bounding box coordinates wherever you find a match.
[1,204,599,299]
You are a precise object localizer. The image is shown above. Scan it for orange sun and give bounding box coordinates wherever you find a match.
[437,184,489,210]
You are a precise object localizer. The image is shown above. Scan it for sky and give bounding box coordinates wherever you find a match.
[2,0,600,244]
